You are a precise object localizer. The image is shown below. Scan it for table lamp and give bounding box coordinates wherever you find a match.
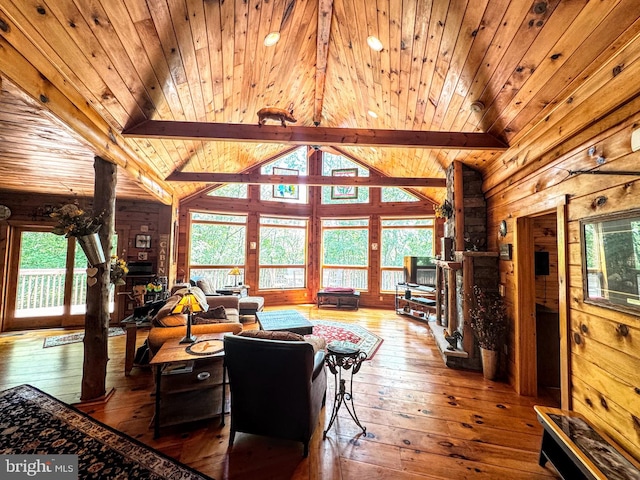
[172,288,205,343]
[229,267,241,286]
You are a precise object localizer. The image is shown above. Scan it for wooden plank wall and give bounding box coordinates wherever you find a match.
[486,101,640,460]
[0,190,171,330]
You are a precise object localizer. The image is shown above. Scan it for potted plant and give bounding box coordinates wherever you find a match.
[434,199,453,219]
[469,285,507,380]
[50,202,105,265]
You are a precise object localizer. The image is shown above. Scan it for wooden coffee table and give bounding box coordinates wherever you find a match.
[256,310,313,335]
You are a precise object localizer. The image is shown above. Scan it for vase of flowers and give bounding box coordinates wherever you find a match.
[110,256,129,286]
[50,202,105,266]
[469,285,507,380]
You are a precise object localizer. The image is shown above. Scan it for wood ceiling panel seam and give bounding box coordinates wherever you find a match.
[166,0,206,122]
[484,0,612,140]
[483,40,640,191]
[502,2,640,146]
[131,15,186,120]
[147,0,197,121]
[439,0,510,133]
[0,1,127,129]
[387,0,402,129]
[186,0,214,122]
[68,0,164,122]
[219,0,235,123]
[100,1,174,121]
[374,0,392,127]
[230,0,248,125]
[446,0,531,134]
[346,0,379,128]
[241,0,271,126]
[419,0,468,133]
[412,0,448,130]
[165,0,209,176]
[402,0,432,132]
[397,0,419,130]
[253,0,285,120]
[323,23,359,125]
[203,0,224,123]
[431,0,487,133]
[469,0,562,135]
[146,0,206,172]
[41,0,149,127]
[263,0,317,125]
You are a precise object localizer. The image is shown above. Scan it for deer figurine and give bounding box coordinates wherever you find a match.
[257,107,297,127]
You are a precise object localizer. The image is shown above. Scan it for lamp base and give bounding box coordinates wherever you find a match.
[179,335,197,344]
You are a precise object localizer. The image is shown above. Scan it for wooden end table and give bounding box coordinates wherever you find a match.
[150,333,228,438]
[120,316,151,375]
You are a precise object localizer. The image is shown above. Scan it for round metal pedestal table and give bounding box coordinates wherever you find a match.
[323,341,367,438]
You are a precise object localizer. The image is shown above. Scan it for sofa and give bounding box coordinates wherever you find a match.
[223,331,327,457]
[147,287,242,354]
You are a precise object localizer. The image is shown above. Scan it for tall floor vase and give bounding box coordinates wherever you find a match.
[480,347,499,380]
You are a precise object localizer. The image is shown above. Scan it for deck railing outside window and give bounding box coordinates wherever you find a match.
[15,268,90,317]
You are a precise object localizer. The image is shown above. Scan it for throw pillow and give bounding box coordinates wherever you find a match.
[155,313,187,327]
[153,295,181,325]
[239,330,304,342]
[196,278,215,295]
[193,305,227,324]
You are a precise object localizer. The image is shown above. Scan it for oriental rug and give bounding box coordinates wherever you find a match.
[43,327,125,348]
[0,384,213,480]
[310,321,383,360]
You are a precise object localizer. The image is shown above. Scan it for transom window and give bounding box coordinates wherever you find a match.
[380,218,434,291]
[321,152,369,204]
[321,218,369,290]
[259,216,307,289]
[189,212,247,288]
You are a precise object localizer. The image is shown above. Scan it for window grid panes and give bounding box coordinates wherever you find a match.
[259,216,308,289]
[380,218,435,292]
[321,218,369,290]
[189,212,247,287]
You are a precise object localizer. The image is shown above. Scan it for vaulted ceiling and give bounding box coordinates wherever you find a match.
[0,0,639,204]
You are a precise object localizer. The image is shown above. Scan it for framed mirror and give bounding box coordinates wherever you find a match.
[581,211,640,315]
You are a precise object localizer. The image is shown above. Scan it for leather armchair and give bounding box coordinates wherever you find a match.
[223,333,327,457]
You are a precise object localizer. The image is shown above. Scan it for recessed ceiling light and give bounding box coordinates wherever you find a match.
[367,110,378,118]
[264,32,280,47]
[367,36,383,52]
[470,101,485,113]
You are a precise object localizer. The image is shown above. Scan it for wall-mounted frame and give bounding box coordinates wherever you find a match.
[135,234,152,249]
[272,167,299,199]
[581,210,640,316]
[331,168,358,199]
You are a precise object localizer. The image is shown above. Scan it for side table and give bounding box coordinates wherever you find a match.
[149,334,227,438]
[323,340,367,438]
[121,316,152,375]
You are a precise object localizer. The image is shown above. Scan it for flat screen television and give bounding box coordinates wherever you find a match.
[403,256,436,286]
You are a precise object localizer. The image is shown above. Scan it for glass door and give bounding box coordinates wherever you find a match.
[5,227,89,330]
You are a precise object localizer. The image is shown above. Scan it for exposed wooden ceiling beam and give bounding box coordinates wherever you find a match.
[314,0,334,125]
[166,172,446,188]
[123,120,509,150]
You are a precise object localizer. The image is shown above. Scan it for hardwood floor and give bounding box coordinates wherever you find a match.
[0,306,560,479]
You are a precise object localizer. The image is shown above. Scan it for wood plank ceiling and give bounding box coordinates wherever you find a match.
[0,0,639,204]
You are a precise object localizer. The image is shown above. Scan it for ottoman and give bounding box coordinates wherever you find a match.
[239,296,264,316]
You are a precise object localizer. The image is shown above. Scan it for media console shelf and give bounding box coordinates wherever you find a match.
[395,283,436,321]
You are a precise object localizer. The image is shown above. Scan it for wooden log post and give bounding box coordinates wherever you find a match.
[81,156,116,401]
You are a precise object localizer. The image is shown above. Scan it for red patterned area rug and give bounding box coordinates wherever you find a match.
[43,327,125,348]
[310,321,383,360]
